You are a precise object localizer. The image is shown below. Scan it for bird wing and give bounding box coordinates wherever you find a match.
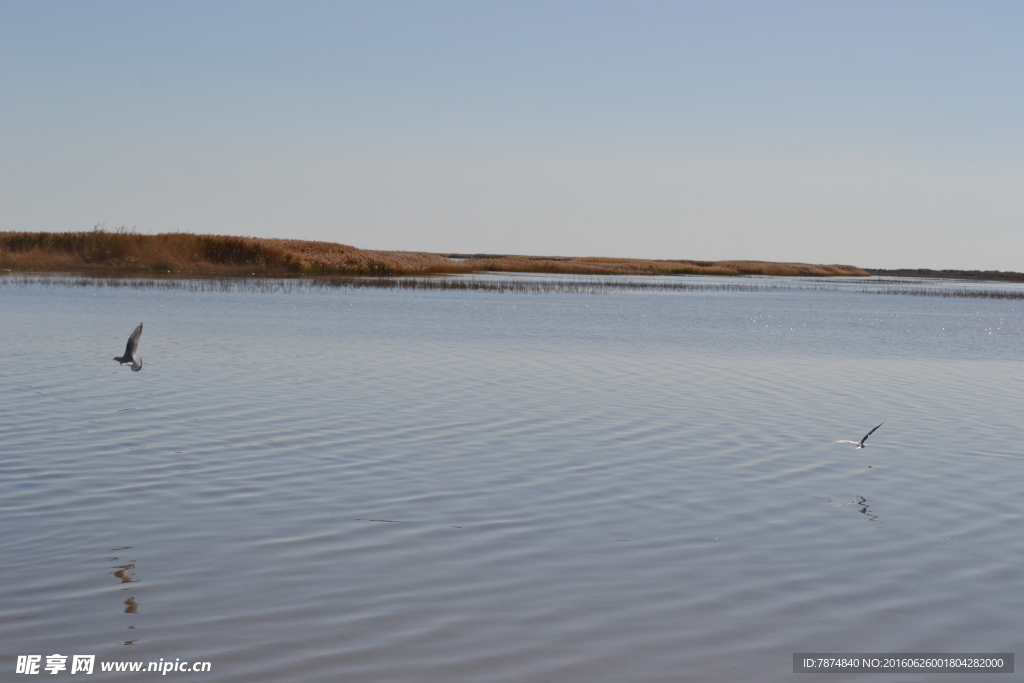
[131,356,142,372]
[831,440,861,445]
[861,422,884,444]
[123,323,143,358]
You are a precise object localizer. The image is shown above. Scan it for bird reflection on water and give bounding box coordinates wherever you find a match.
[111,562,139,584]
[109,549,140,644]
[850,496,882,525]
[815,495,884,526]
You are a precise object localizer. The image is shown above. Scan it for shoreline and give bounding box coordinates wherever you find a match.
[5,230,1021,282]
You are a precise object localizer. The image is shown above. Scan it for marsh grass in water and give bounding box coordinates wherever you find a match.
[4,273,1024,300]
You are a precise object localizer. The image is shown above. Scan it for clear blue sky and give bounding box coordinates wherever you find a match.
[2,1,1021,269]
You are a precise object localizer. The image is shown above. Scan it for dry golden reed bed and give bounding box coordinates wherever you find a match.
[0,229,868,278]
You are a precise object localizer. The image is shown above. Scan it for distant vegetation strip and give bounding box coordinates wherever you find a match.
[438,253,867,277]
[0,229,868,278]
[866,268,1024,283]
[3,274,1023,300]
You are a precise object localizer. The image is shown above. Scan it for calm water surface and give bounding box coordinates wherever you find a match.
[2,275,1022,682]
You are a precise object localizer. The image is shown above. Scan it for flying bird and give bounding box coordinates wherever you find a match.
[113,323,144,372]
[832,422,884,449]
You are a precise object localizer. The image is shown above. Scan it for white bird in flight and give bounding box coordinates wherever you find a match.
[112,323,144,372]
[832,422,884,449]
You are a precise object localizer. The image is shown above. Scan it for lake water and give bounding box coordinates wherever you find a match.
[2,274,1022,682]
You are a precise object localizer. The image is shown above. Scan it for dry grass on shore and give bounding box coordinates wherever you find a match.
[0,229,868,278]
[0,230,303,275]
[0,230,457,276]
[449,254,867,277]
[261,238,465,275]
